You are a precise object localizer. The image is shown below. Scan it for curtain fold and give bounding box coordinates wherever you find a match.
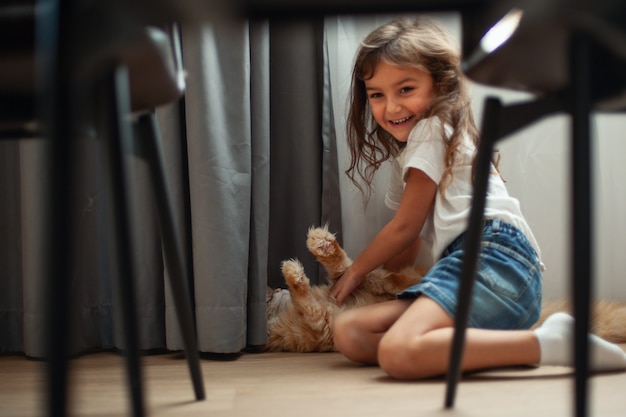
[178,18,268,353]
[246,21,272,348]
[266,18,342,289]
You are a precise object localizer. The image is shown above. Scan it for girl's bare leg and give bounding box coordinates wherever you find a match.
[333,299,413,364]
[378,297,626,379]
[335,296,626,380]
[333,297,539,373]
[378,296,540,379]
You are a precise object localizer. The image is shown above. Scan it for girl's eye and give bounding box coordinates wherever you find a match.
[369,92,383,99]
[400,86,414,94]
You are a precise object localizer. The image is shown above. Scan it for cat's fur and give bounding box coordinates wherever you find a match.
[266,226,626,352]
[266,226,425,352]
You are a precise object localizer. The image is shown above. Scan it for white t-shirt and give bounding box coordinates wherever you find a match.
[384,117,542,268]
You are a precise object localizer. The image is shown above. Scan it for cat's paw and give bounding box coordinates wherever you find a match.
[281,259,310,291]
[307,226,338,258]
[306,225,351,280]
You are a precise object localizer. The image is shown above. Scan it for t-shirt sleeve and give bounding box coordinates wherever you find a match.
[401,118,447,185]
[385,118,447,210]
[385,159,403,210]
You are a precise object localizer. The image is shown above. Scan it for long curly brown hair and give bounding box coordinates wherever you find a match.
[346,16,479,202]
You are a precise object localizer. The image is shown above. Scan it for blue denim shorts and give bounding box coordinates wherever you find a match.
[397,218,543,330]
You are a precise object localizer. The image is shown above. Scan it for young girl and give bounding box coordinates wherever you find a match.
[330,16,626,380]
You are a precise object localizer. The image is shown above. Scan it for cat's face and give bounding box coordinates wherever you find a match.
[266,287,291,319]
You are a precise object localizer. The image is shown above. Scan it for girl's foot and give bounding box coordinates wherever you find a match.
[534,312,626,371]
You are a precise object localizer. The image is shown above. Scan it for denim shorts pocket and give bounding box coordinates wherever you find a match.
[478,241,538,302]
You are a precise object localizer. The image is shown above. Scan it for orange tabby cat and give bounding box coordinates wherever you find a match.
[266,226,626,352]
[266,225,424,352]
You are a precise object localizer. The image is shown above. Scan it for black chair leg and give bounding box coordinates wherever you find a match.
[44,1,75,416]
[45,41,74,417]
[443,92,566,409]
[136,112,206,401]
[570,32,593,417]
[444,96,501,408]
[99,65,145,417]
[46,97,74,417]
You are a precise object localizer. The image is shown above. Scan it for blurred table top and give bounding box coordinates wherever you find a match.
[240,0,491,18]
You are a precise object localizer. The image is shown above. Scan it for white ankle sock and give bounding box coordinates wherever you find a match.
[534,312,626,372]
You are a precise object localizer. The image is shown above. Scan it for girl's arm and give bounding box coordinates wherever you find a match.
[383,237,421,272]
[330,168,437,305]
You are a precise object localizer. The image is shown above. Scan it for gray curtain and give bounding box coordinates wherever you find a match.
[267,19,342,288]
[0,16,341,355]
[177,17,271,353]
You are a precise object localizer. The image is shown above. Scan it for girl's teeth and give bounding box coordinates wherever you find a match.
[392,116,411,124]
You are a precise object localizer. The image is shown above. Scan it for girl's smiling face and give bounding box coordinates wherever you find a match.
[365,61,435,143]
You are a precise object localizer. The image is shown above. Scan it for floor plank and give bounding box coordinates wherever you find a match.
[1,349,625,417]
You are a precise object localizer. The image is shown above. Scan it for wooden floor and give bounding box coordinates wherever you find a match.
[1,349,625,417]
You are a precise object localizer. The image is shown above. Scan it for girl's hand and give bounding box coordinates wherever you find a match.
[330,266,365,306]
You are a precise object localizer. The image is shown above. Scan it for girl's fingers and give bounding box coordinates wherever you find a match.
[330,282,344,306]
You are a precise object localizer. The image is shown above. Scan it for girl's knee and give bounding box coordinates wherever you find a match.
[378,334,432,380]
[378,334,411,378]
[333,311,374,363]
[332,312,350,348]
[333,311,359,355]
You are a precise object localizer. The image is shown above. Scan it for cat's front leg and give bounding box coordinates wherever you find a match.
[281,258,312,298]
[281,259,329,323]
[306,226,352,281]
